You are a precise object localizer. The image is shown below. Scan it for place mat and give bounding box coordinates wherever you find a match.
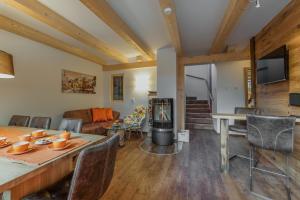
[0,127,32,142]
[0,127,90,165]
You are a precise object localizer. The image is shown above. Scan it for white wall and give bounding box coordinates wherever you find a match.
[185,64,210,100]
[213,60,250,132]
[103,67,156,133]
[157,47,177,133]
[103,67,157,118]
[0,30,103,129]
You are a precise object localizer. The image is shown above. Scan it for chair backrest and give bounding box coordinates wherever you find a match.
[30,117,51,129]
[247,115,296,153]
[58,118,82,133]
[234,107,258,127]
[68,134,119,200]
[8,115,30,127]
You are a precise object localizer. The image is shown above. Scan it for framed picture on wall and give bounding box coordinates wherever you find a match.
[111,74,124,101]
[62,70,96,94]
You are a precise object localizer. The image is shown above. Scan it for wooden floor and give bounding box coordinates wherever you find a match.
[102,130,300,200]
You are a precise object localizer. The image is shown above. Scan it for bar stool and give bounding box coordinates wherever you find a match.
[229,107,258,161]
[247,115,296,200]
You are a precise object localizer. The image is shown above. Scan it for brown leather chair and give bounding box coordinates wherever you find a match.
[30,117,52,129]
[8,115,30,127]
[22,134,120,200]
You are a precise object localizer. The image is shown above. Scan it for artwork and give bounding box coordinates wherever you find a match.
[111,74,124,101]
[62,70,96,94]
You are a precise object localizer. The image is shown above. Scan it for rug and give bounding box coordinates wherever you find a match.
[139,137,183,155]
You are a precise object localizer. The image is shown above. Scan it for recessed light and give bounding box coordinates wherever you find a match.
[163,7,172,15]
[256,0,261,8]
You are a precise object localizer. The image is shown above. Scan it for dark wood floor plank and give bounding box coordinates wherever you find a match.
[101,130,300,200]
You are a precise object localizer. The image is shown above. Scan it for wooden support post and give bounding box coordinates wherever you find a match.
[220,118,229,174]
[250,37,257,106]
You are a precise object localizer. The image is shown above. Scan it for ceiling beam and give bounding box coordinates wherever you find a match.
[1,0,128,63]
[0,15,105,65]
[103,61,156,71]
[80,0,155,61]
[179,50,250,66]
[210,0,249,54]
[159,0,183,55]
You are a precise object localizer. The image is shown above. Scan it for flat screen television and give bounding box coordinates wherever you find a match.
[256,45,289,84]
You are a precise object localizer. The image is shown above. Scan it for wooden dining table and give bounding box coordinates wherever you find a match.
[0,126,106,200]
[212,113,300,174]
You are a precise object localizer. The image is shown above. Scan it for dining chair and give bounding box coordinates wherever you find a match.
[58,118,83,133]
[30,117,52,129]
[8,115,30,127]
[247,115,296,200]
[22,134,120,200]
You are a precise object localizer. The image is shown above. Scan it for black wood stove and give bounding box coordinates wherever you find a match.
[151,98,174,145]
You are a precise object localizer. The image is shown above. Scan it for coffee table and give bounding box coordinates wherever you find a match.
[106,124,128,147]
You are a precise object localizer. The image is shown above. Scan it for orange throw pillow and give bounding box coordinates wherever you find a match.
[92,108,107,122]
[106,108,114,121]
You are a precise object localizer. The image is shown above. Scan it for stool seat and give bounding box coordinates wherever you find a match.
[229,124,247,133]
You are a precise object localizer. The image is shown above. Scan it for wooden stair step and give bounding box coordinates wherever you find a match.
[186,104,209,109]
[186,118,212,124]
[186,108,211,113]
[186,113,211,118]
[186,97,197,101]
[186,100,209,104]
[185,123,214,130]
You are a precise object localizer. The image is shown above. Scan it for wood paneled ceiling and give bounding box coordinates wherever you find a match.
[0,0,291,67]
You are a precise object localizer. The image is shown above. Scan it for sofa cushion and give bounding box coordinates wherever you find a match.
[105,108,114,121]
[63,109,92,124]
[112,111,120,121]
[92,108,107,122]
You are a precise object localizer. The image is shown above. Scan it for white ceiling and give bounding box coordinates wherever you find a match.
[227,0,291,47]
[174,0,230,55]
[0,0,291,63]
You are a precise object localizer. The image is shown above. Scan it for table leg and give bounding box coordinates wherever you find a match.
[220,118,229,174]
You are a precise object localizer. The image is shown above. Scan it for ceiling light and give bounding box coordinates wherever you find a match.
[163,7,172,15]
[255,0,261,8]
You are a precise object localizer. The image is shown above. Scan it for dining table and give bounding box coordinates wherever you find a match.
[212,113,300,174]
[0,126,106,200]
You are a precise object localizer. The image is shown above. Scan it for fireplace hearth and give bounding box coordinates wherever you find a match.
[151,98,174,146]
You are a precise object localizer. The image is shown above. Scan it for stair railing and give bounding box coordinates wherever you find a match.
[185,74,214,106]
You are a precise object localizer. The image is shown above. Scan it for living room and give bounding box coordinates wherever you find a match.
[0,0,300,200]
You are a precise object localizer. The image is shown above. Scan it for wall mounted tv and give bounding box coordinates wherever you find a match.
[256,45,289,84]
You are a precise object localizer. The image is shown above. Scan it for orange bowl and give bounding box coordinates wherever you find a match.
[12,141,29,153]
[60,131,71,140]
[52,138,67,149]
[32,130,45,138]
[19,134,31,142]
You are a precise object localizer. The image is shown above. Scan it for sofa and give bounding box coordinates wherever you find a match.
[63,109,120,135]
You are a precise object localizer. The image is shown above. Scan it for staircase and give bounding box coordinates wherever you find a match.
[185,97,213,130]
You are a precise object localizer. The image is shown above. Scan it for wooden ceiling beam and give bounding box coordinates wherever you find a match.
[159,0,183,55]
[210,0,249,54]
[0,15,105,65]
[179,50,250,66]
[80,0,155,61]
[1,0,128,63]
[103,61,156,71]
